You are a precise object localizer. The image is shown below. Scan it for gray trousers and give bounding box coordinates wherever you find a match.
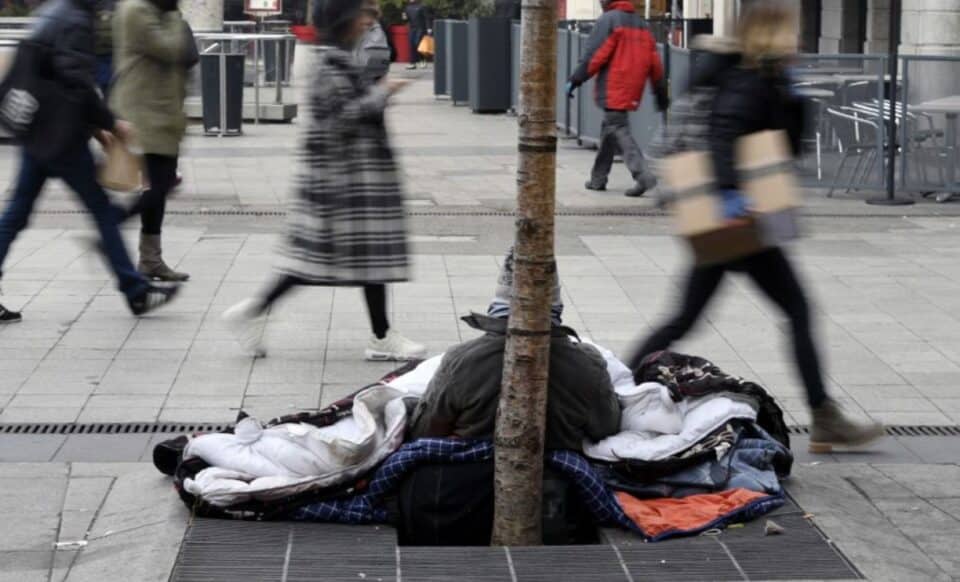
[590,110,650,185]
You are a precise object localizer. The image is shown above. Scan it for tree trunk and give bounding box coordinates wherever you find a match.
[491,0,557,547]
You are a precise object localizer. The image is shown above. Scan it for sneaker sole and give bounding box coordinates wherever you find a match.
[222,315,267,358]
[0,318,22,325]
[145,275,191,282]
[364,349,425,362]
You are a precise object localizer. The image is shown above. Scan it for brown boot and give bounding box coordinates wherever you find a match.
[809,399,884,453]
[138,233,189,282]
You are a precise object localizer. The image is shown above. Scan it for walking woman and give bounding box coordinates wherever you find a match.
[0,0,179,321]
[627,1,884,453]
[111,0,197,281]
[223,0,424,361]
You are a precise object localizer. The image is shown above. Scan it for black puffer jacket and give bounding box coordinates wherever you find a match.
[710,62,806,189]
[25,0,115,157]
[409,314,621,451]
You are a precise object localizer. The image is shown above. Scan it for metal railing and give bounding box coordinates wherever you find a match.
[0,16,34,29]
[430,20,960,202]
[899,54,960,201]
[791,54,889,196]
[194,32,297,128]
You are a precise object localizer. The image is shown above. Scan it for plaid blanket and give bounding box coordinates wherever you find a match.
[289,438,785,541]
[289,439,635,530]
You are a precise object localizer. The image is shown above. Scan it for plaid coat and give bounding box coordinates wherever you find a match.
[277,46,409,285]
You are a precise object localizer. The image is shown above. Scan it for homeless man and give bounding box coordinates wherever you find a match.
[409,250,621,450]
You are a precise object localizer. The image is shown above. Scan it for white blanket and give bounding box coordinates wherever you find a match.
[387,343,756,463]
[181,345,760,506]
[387,354,443,396]
[582,382,757,462]
[183,384,408,506]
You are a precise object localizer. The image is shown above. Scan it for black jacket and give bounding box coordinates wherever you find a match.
[709,61,806,189]
[409,314,621,451]
[26,0,115,158]
[403,2,428,32]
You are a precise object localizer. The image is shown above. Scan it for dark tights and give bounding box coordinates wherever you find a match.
[631,248,828,408]
[124,154,177,235]
[258,275,390,339]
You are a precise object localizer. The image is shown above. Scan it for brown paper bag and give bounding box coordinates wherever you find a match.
[662,151,719,236]
[98,139,142,192]
[661,150,765,265]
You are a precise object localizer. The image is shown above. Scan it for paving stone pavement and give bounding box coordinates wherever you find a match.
[1,62,960,581]
[3,223,960,427]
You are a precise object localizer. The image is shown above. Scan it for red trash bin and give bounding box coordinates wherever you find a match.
[291,25,316,43]
[390,24,411,63]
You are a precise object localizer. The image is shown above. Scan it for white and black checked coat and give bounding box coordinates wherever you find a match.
[277,46,409,285]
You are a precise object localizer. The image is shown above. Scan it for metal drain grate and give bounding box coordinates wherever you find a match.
[0,422,231,435]
[4,422,960,438]
[787,424,960,437]
[29,207,952,219]
[884,425,960,437]
[170,499,861,582]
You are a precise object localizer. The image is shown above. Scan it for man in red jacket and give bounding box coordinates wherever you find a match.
[568,0,668,197]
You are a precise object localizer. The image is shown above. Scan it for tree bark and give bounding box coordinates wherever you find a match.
[491,0,557,547]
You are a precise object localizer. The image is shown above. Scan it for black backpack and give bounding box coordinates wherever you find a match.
[397,461,598,546]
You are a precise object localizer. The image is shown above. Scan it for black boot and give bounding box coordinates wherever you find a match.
[585,180,607,191]
[625,174,657,198]
[128,284,181,316]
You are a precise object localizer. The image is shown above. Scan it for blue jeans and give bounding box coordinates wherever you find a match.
[0,144,149,300]
[408,28,423,64]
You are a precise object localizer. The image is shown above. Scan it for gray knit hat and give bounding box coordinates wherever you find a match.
[487,247,564,324]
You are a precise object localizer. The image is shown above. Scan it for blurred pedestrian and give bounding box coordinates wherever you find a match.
[110,0,197,282]
[0,0,179,319]
[567,0,668,198]
[354,0,391,82]
[223,0,425,362]
[402,0,427,69]
[626,1,884,453]
[93,0,116,95]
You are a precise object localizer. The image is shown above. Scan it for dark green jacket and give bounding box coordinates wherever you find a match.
[110,0,192,155]
[409,314,621,450]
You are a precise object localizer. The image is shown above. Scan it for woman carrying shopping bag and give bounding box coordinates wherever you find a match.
[626,1,884,454]
[110,0,197,281]
[223,0,425,362]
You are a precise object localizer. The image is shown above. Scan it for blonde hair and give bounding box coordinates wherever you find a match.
[737,1,799,65]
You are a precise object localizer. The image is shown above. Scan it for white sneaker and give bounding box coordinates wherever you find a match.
[365,329,427,361]
[222,298,267,358]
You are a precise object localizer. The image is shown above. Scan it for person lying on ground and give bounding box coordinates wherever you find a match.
[408,249,621,450]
